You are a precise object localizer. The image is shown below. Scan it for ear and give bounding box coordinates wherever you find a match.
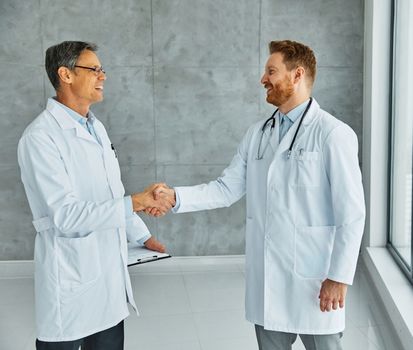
[293,66,305,84]
[57,66,73,85]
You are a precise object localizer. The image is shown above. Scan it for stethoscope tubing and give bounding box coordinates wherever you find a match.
[257,97,313,160]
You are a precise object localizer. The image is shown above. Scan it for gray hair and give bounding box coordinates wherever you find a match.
[45,41,98,90]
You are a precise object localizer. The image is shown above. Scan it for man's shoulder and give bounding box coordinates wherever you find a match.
[317,108,343,128]
[315,107,355,137]
[314,107,358,148]
[240,118,268,144]
[20,108,58,141]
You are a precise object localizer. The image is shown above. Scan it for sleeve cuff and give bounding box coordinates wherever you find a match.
[124,196,134,217]
[171,188,181,213]
[137,233,152,246]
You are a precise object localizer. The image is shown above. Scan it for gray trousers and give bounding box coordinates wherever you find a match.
[36,321,124,350]
[255,325,343,350]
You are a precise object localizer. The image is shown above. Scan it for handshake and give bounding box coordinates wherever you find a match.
[131,183,176,217]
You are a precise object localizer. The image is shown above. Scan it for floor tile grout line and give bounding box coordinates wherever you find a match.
[180,270,206,348]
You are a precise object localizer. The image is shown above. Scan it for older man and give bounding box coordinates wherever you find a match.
[154,40,365,350]
[18,41,173,350]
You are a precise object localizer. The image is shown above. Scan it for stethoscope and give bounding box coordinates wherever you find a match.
[256,97,313,160]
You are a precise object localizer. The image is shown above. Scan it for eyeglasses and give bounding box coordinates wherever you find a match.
[74,65,106,75]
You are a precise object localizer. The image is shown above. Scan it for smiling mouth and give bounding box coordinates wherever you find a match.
[95,86,104,91]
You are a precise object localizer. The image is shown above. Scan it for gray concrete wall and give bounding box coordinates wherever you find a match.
[0,0,364,260]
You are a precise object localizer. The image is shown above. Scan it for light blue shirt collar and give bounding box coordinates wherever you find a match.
[52,97,96,126]
[279,98,310,123]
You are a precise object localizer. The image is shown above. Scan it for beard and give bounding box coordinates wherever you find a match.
[266,76,295,107]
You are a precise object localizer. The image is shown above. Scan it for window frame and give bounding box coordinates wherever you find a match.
[387,0,413,285]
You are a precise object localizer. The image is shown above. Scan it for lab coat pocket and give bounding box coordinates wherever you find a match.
[293,151,320,187]
[294,225,335,279]
[56,232,101,290]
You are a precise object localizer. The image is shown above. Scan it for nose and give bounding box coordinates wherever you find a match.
[99,71,107,81]
[260,73,268,85]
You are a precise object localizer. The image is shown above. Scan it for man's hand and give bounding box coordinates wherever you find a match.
[144,236,166,253]
[153,184,176,202]
[318,279,348,312]
[143,183,176,217]
[131,183,175,216]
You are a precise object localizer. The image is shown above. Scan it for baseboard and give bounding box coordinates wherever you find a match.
[0,260,34,279]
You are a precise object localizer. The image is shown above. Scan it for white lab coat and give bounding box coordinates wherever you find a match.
[17,98,149,341]
[174,99,365,334]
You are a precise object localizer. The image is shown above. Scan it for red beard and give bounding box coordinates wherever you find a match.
[266,76,294,107]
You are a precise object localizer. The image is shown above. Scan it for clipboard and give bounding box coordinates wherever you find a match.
[127,243,171,266]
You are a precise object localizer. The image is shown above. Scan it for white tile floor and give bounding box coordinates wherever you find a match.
[0,257,403,350]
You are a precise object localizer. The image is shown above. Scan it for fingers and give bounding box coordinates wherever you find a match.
[144,207,162,217]
[153,187,176,209]
[320,299,328,312]
[133,183,176,215]
[318,279,347,312]
[319,297,332,312]
[320,298,341,312]
[158,191,176,207]
[144,191,173,214]
[146,182,175,205]
[145,182,166,192]
[153,185,174,201]
[157,201,172,215]
[144,237,166,253]
[155,195,174,213]
[152,185,167,200]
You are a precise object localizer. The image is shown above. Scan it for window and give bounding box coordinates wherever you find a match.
[388,0,413,283]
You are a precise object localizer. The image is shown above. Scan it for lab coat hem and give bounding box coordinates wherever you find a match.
[36,312,129,342]
[262,324,345,335]
[247,317,345,335]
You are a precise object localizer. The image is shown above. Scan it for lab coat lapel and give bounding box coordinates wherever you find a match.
[74,123,99,143]
[289,99,320,150]
[270,115,281,152]
[274,116,300,158]
[273,98,320,158]
[91,115,110,153]
[262,114,280,154]
[46,99,100,145]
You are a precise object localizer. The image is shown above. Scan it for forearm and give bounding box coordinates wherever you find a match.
[51,197,126,234]
[172,151,247,213]
[174,179,244,213]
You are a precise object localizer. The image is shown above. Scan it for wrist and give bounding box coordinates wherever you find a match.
[131,193,145,212]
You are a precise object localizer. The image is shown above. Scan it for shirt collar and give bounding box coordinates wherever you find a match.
[52,97,93,126]
[279,98,310,123]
